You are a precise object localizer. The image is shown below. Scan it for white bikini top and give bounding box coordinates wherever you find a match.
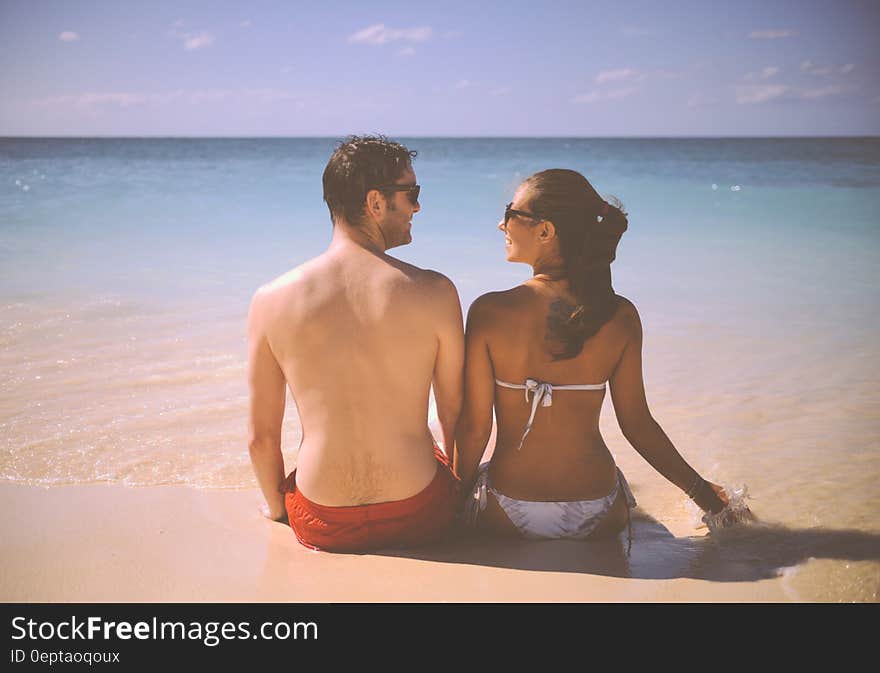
[495,378,606,451]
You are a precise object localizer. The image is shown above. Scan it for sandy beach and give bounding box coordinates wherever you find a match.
[3,138,879,604]
[7,480,877,603]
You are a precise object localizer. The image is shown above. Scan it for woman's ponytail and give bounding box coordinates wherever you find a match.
[523,169,627,360]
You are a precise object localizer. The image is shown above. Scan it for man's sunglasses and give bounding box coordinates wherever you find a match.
[375,183,421,205]
[503,202,543,226]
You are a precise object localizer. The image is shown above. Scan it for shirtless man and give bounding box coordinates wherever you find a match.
[247,135,464,552]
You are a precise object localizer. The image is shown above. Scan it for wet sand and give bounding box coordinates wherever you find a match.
[0,481,811,603]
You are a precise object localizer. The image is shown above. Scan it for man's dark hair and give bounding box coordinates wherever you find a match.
[322,134,417,226]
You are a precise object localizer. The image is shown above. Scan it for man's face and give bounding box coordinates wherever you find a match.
[381,166,420,249]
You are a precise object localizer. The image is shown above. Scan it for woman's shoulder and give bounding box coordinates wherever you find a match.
[611,294,642,334]
[471,286,533,310]
[466,287,530,328]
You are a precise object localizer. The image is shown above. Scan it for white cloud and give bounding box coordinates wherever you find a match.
[33,88,301,109]
[59,31,79,42]
[595,68,677,85]
[489,87,511,97]
[595,68,640,84]
[348,24,432,45]
[749,29,796,39]
[83,92,150,107]
[182,88,301,104]
[745,66,780,81]
[801,60,833,76]
[243,88,300,103]
[800,85,844,99]
[398,47,415,57]
[455,79,471,89]
[168,22,214,50]
[241,20,252,28]
[183,32,213,50]
[802,60,857,77]
[573,88,637,104]
[185,90,227,104]
[735,84,788,104]
[36,91,159,108]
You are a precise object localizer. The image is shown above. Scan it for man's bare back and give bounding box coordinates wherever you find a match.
[247,136,463,531]
[252,242,462,506]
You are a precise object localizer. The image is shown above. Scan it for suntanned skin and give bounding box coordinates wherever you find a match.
[454,183,730,538]
[248,166,464,519]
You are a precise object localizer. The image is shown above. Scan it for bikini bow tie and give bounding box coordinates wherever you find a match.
[514,379,554,451]
[523,379,554,407]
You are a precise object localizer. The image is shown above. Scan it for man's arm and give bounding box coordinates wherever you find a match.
[429,274,465,459]
[453,295,495,485]
[247,288,288,521]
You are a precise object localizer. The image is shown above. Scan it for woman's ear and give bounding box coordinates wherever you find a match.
[539,220,557,241]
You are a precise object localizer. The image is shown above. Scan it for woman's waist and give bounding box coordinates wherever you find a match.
[487,439,618,501]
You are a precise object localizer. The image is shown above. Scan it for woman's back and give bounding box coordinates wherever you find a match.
[476,280,635,501]
[456,167,736,541]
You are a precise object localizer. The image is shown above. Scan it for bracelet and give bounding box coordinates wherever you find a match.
[685,474,703,499]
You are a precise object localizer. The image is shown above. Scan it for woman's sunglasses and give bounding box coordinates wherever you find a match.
[375,183,421,205]
[503,202,543,226]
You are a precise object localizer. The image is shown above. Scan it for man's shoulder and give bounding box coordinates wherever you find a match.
[385,256,457,295]
[249,260,326,324]
[256,258,323,296]
[417,267,458,295]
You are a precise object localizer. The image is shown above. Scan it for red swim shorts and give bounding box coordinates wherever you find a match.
[284,445,460,553]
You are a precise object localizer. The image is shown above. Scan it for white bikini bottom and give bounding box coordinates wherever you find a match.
[465,462,637,541]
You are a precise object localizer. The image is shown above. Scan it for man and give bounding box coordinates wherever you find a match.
[247,135,464,552]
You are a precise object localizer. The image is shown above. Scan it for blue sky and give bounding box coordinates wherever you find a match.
[1,0,878,136]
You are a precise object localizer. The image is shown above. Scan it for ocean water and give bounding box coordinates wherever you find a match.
[2,138,878,600]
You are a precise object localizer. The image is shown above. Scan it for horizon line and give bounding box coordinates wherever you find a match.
[2,134,879,140]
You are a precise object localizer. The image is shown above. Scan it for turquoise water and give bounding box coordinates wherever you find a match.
[2,138,878,313]
[2,137,878,599]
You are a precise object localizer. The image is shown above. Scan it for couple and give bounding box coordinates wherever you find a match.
[247,135,731,554]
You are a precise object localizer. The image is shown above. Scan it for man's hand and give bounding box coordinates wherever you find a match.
[260,502,289,525]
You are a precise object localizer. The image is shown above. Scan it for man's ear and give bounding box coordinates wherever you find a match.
[366,189,385,219]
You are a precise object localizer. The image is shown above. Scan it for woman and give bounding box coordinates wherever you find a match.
[454,169,736,545]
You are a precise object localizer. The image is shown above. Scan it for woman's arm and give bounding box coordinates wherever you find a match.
[609,299,727,514]
[453,296,496,488]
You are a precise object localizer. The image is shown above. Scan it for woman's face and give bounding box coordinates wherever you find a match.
[498,185,542,264]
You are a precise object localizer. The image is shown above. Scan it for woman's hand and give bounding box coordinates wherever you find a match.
[708,481,729,508]
[698,481,758,528]
[692,479,728,514]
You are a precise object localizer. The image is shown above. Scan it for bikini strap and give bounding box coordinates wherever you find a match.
[463,463,491,526]
[496,378,604,450]
[515,379,553,450]
[617,468,633,557]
